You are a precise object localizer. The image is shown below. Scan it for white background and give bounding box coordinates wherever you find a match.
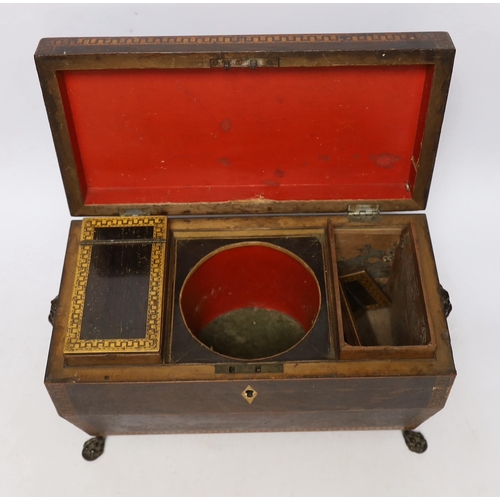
[0,3,499,496]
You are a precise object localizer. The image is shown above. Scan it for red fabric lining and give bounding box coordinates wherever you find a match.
[58,65,433,205]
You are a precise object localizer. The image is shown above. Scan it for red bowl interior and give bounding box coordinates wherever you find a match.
[180,243,321,339]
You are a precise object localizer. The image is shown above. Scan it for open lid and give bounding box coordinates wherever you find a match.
[35,32,454,216]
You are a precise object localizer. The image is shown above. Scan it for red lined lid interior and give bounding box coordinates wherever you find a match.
[58,65,434,206]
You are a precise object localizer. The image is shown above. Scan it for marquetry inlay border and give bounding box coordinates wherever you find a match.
[38,32,450,49]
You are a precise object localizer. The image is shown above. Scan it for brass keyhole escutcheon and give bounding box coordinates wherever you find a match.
[241,385,258,404]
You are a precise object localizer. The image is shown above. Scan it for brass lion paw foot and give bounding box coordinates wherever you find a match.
[403,430,428,454]
[82,436,106,461]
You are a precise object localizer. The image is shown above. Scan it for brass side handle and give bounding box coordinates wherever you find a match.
[48,296,59,326]
[439,285,452,318]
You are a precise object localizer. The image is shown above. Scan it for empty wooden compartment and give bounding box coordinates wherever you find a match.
[330,220,437,360]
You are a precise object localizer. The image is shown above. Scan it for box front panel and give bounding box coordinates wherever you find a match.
[53,375,446,435]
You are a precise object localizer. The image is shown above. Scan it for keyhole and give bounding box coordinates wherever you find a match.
[241,385,257,404]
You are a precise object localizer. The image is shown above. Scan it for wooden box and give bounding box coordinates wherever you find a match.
[36,33,456,451]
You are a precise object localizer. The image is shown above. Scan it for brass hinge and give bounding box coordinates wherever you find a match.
[118,208,151,217]
[210,57,279,70]
[348,204,381,222]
